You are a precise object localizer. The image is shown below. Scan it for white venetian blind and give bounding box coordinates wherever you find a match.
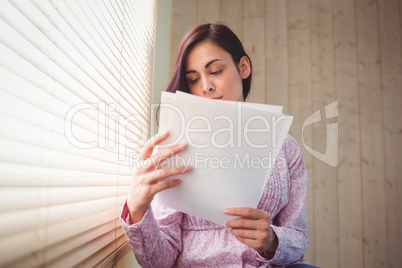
[0,0,156,267]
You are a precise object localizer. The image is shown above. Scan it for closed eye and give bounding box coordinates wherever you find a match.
[210,69,223,75]
[189,78,199,84]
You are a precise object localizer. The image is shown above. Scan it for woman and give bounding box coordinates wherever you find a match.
[120,23,314,268]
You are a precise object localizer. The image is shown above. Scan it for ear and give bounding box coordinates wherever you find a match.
[239,56,251,79]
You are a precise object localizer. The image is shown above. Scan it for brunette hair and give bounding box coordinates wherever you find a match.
[165,23,253,100]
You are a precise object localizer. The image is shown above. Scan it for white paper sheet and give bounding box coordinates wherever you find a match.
[155,91,293,226]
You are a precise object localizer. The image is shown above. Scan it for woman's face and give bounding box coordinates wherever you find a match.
[185,41,250,102]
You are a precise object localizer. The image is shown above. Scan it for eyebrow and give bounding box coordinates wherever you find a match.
[185,59,223,74]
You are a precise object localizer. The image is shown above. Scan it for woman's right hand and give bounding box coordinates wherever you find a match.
[126,131,191,223]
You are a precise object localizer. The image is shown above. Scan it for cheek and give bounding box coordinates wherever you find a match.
[190,89,202,97]
[189,85,202,96]
[226,73,243,94]
[220,72,239,89]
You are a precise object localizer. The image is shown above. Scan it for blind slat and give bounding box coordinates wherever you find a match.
[1,196,126,238]
[0,106,142,165]
[0,163,132,187]
[75,233,129,268]
[0,0,156,266]
[34,0,123,92]
[47,223,124,267]
[93,243,131,268]
[51,0,123,80]
[0,210,120,266]
[1,1,142,125]
[0,139,134,175]
[47,227,126,268]
[0,186,130,211]
[0,114,126,165]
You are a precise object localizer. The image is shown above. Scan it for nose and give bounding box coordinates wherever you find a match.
[201,77,215,95]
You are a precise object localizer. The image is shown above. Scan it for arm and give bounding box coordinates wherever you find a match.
[120,131,192,267]
[224,136,309,265]
[266,135,309,265]
[120,201,183,268]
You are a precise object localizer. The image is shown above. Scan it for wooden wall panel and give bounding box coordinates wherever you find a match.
[170,0,197,63]
[287,0,314,262]
[243,16,266,104]
[310,1,338,267]
[242,1,265,104]
[265,0,289,113]
[243,0,265,18]
[197,0,220,24]
[333,0,364,267]
[169,0,402,267]
[356,0,388,267]
[378,1,402,268]
[220,0,243,39]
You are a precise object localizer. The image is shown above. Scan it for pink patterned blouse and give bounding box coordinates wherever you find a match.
[120,135,310,267]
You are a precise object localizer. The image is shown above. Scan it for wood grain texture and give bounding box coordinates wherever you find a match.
[265,0,289,112]
[356,0,387,267]
[168,1,402,266]
[197,0,220,24]
[310,0,338,267]
[333,0,364,267]
[242,17,265,104]
[220,0,243,40]
[287,0,314,262]
[170,0,197,67]
[242,0,265,18]
[378,1,402,267]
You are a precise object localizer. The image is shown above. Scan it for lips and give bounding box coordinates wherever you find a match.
[210,96,223,100]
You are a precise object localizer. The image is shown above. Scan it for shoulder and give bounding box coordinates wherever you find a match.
[282,134,305,171]
[283,135,302,157]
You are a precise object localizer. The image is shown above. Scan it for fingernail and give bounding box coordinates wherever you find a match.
[181,166,191,174]
[178,143,186,149]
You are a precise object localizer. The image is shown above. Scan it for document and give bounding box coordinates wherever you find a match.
[155,91,293,226]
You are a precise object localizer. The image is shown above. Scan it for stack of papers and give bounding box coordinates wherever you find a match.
[155,91,293,226]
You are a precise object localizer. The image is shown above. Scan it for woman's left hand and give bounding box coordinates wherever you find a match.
[224,207,278,256]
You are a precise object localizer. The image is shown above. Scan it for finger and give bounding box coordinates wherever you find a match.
[143,143,187,171]
[223,207,268,220]
[140,131,169,160]
[226,217,254,229]
[234,237,265,251]
[230,228,267,240]
[141,166,192,197]
[132,179,182,205]
[226,217,269,232]
[145,165,192,184]
[153,179,182,194]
